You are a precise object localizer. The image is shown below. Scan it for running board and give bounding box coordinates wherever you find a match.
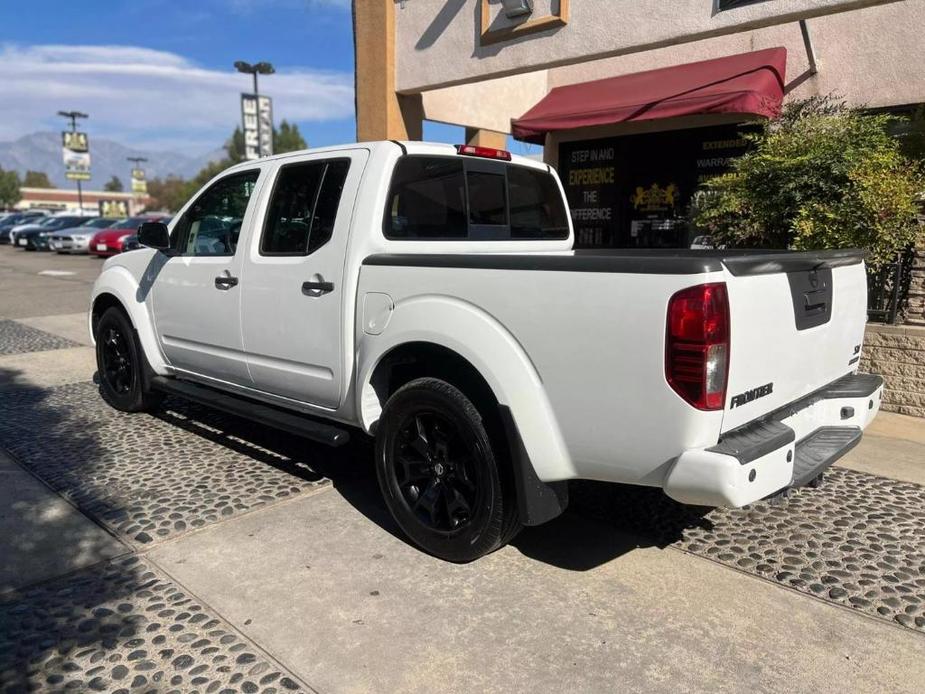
[150,376,350,447]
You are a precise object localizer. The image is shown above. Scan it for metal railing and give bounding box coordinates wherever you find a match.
[867,250,913,324]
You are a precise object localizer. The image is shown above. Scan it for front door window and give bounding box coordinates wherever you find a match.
[172,171,259,257]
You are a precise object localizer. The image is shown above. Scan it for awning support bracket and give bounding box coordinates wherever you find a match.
[799,20,819,76]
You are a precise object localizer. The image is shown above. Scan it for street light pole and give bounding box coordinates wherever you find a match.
[233,61,275,158]
[57,110,88,211]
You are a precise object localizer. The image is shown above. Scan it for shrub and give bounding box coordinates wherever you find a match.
[693,95,924,269]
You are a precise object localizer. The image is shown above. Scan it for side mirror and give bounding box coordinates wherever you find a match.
[137,222,170,250]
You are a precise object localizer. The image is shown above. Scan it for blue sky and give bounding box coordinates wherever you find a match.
[0,0,466,154]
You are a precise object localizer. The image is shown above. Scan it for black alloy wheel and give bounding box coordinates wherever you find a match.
[100,324,134,396]
[95,306,163,413]
[375,378,520,562]
[392,410,481,533]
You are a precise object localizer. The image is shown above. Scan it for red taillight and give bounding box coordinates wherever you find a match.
[666,282,730,411]
[455,144,512,161]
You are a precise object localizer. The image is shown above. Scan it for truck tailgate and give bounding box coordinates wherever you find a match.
[720,250,869,432]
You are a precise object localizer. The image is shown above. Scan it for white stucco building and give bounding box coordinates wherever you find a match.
[354,0,924,247]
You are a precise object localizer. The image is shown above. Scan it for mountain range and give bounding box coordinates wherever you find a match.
[0,132,226,190]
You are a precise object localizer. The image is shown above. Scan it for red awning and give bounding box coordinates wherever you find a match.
[512,47,787,144]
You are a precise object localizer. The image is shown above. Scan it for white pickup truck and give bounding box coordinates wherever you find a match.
[90,141,883,562]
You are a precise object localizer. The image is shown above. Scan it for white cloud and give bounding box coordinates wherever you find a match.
[0,43,354,153]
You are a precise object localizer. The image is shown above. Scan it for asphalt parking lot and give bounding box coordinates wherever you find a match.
[1,245,924,693]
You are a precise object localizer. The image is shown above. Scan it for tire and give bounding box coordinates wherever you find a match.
[95,306,163,413]
[375,377,520,562]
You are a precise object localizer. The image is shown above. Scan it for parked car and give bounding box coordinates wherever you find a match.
[13,215,94,250]
[90,141,883,562]
[49,218,123,254]
[89,215,171,257]
[0,210,48,244]
[120,234,142,252]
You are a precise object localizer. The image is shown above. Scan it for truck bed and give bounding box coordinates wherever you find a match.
[365,247,866,276]
[360,246,870,486]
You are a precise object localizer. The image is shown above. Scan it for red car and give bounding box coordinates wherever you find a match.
[89,215,171,257]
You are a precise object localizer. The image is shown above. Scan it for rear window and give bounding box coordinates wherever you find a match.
[467,171,507,226]
[384,155,568,241]
[385,157,467,239]
[508,165,570,239]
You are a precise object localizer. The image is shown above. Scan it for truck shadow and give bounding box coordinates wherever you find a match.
[151,398,715,571]
[0,367,154,691]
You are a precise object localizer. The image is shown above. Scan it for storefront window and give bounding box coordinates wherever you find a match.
[558,124,755,249]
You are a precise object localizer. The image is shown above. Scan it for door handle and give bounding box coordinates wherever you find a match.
[302,280,334,296]
[215,275,239,290]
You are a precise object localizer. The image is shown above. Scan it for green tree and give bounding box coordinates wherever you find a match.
[693,95,924,269]
[223,120,308,164]
[273,120,307,154]
[23,170,54,188]
[146,175,191,213]
[0,167,21,208]
[226,126,246,164]
[149,119,309,213]
[103,175,124,192]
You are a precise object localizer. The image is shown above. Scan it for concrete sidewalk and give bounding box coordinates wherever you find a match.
[0,451,126,597]
[840,410,925,486]
[0,313,95,391]
[148,485,925,694]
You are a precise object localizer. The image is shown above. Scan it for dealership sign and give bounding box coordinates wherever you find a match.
[99,199,129,218]
[131,168,147,195]
[62,131,91,181]
[241,93,274,160]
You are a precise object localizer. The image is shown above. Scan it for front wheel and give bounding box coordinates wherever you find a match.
[375,378,520,562]
[95,306,163,412]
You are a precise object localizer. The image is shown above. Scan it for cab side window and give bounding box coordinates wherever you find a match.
[173,171,259,257]
[261,159,351,256]
[384,157,467,239]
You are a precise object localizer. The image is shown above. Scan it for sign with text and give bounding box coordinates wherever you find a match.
[131,168,147,195]
[241,93,274,160]
[98,199,129,218]
[558,124,753,249]
[62,131,91,181]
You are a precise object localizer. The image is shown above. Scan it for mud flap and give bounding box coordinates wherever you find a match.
[498,405,569,526]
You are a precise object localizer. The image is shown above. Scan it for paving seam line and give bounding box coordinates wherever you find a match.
[2,433,329,693]
[0,432,334,554]
[0,441,131,551]
[149,555,324,694]
[132,482,335,555]
[667,544,925,638]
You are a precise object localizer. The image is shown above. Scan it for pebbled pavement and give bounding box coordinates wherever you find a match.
[0,556,308,694]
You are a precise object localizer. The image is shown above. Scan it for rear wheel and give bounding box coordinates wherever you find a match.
[95,306,163,412]
[375,378,520,562]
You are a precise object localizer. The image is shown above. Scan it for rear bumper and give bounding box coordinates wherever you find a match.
[664,373,883,507]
